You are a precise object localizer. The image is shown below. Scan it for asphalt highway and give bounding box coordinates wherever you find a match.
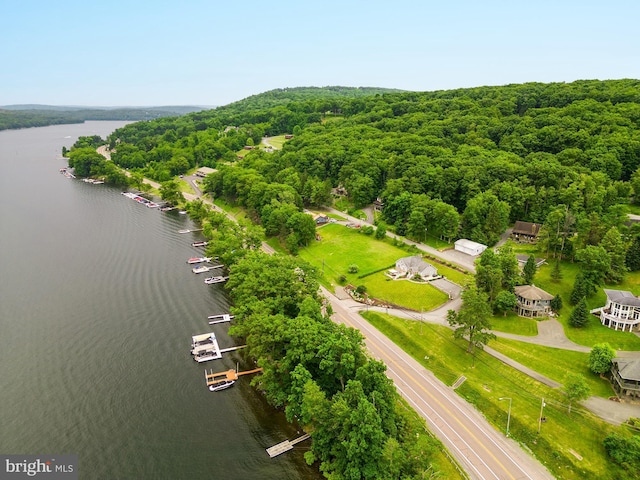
[323,286,556,480]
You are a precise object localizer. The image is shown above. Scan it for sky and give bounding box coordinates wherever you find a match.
[1,0,639,107]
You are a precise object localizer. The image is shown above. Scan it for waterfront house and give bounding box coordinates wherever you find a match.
[599,289,640,332]
[514,285,553,318]
[611,358,640,399]
[516,254,546,270]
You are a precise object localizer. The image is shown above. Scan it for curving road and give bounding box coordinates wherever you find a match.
[323,286,555,480]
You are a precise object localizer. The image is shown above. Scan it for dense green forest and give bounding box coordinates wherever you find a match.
[0,106,204,131]
[104,80,640,251]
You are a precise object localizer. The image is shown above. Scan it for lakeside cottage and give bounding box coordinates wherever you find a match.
[598,289,640,332]
[514,285,553,318]
[516,254,546,270]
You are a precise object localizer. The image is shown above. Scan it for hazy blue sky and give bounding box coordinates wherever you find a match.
[2,0,638,107]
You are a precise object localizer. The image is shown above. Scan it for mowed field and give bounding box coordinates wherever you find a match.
[298,223,448,311]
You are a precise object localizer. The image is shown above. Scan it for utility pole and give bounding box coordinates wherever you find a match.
[499,397,512,437]
[537,398,546,434]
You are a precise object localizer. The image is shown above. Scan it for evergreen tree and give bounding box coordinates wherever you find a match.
[569,297,589,328]
[550,294,563,313]
[570,273,588,305]
[522,255,537,285]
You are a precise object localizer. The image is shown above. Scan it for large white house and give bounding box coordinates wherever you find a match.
[388,256,438,281]
[599,289,640,332]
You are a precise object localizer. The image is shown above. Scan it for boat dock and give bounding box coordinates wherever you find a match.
[208,313,234,325]
[204,366,263,387]
[219,345,246,354]
[266,433,311,458]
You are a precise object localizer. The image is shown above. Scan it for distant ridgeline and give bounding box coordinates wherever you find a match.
[0,105,208,131]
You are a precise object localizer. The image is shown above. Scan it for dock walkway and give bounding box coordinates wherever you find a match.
[266,433,311,458]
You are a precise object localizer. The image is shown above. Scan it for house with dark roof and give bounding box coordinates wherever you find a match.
[514,285,554,318]
[511,221,541,243]
[611,358,640,399]
[599,289,640,332]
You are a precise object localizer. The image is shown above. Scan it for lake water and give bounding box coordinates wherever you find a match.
[0,122,320,479]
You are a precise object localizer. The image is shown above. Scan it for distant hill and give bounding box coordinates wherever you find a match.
[213,86,405,115]
[0,105,210,131]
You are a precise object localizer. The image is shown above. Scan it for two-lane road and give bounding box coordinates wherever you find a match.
[323,287,555,480]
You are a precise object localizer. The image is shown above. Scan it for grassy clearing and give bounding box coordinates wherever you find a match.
[490,338,615,398]
[262,135,286,149]
[212,198,246,219]
[362,273,447,311]
[299,224,453,310]
[362,311,625,480]
[490,311,539,336]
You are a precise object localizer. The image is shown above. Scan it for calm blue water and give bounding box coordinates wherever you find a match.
[0,122,319,479]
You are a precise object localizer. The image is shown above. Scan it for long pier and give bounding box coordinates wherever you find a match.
[266,433,311,458]
[208,313,234,325]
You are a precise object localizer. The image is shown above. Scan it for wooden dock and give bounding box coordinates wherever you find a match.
[266,433,311,458]
[204,366,263,387]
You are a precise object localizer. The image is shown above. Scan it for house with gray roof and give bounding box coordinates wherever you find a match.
[514,285,554,318]
[611,358,640,399]
[599,289,640,332]
[389,256,438,281]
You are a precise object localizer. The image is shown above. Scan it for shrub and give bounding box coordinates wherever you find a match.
[356,285,367,294]
[348,264,359,274]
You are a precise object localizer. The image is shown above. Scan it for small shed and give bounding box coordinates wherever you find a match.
[454,239,487,256]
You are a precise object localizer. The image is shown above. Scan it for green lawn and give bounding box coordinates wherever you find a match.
[262,135,286,149]
[362,311,625,480]
[299,224,451,311]
[212,198,246,219]
[490,311,538,336]
[490,337,615,398]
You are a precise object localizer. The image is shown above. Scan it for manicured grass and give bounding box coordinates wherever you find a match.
[362,273,448,311]
[490,311,538,336]
[490,337,615,398]
[326,213,346,221]
[299,224,452,310]
[264,237,288,255]
[362,312,625,480]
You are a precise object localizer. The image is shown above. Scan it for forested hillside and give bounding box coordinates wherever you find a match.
[0,106,204,131]
[105,80,640,254]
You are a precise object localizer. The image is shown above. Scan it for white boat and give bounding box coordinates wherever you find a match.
[192,265,211,274]
[191,241,208,247]
[193,349,220,363]
[204,276,228,285]
[209,380,235,392]
[179,211,187,215]
[187,257,211,264]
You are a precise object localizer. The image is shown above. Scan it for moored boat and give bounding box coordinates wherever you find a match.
[192,265,211,274]
[204,276,228,285]
[191,241,208,247]
[187,257,211,264]
[209,380,235,392]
